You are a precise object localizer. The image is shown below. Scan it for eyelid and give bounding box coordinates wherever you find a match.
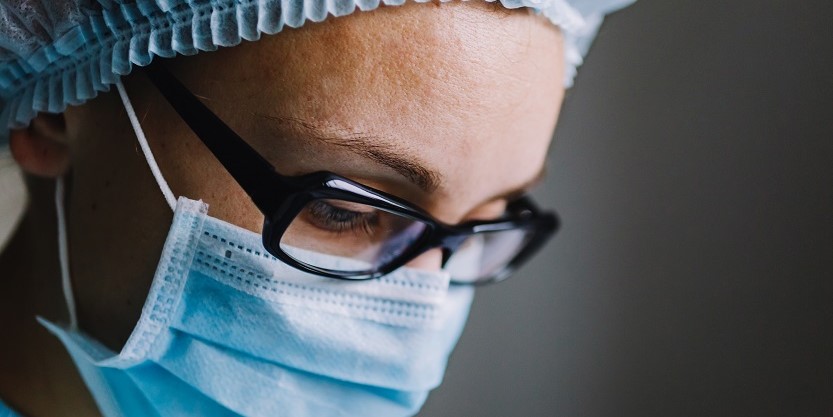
[321,199,376,213]
[305,201,377,233]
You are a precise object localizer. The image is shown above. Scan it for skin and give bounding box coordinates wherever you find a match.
[0,1,564,416]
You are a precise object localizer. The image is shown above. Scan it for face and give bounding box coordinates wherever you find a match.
[57,1,564,349]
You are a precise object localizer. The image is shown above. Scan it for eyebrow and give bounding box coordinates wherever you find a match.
[254,114,546,202]
[255,115,442,192]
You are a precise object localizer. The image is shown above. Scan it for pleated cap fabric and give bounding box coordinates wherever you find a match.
[0,0,634,148]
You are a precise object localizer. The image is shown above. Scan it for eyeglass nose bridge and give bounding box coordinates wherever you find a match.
[427,233,470,268]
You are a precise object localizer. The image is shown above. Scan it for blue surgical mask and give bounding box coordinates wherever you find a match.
[41,197,474,417]
[38,82,476,417]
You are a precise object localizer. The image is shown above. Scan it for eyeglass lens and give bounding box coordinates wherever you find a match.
[279,199,430,275]
[278,197,534,282]
[443,228,534,283]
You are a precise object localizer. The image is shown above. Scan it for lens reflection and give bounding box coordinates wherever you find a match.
[279,199,428,273]
[445,228,532,283]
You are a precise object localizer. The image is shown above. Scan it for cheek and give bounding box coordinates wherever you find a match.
[111,73,264,233]
[147,121,264,233]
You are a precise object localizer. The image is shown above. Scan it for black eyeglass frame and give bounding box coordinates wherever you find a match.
[142,61,560,285]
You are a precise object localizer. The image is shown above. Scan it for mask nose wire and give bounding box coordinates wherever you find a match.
[115,80,177,211]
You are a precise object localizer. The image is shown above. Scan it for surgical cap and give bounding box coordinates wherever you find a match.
[0,0,634,148]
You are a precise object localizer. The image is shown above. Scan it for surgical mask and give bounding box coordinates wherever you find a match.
[39,81,476,417]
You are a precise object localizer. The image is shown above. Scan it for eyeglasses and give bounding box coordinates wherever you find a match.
[142,62,559,285]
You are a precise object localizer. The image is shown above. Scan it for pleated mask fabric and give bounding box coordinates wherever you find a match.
[40,196,477,417]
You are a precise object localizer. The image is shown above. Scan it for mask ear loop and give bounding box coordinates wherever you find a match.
[115,80,177,211]
[55,177,78,330]
[54,78,177,331]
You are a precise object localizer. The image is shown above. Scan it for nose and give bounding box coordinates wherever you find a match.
[404,247,445,272]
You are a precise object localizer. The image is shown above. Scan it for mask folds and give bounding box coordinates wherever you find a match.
[42,197,475,417]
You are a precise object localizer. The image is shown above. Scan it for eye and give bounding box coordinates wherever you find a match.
[300,200,380,235]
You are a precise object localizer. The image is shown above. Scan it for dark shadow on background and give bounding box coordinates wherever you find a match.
[421,1,833,416]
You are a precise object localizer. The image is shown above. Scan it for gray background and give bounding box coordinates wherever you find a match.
[422,1,833,416]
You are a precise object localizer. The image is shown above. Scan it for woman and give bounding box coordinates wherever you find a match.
[0,0,632,415]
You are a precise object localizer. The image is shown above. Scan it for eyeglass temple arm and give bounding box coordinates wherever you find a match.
[142,62,284,214]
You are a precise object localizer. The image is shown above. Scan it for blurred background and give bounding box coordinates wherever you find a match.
[0,153,25,252]
[422,1,833,416]
[1,1,831,416]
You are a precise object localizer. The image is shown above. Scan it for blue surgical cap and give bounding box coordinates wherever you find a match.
[0,0,634,148]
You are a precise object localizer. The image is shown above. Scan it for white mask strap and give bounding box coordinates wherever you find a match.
[115,80,177,211]
[55,177,78,330]
[54,81,175,331]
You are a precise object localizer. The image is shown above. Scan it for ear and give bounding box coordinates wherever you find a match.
[9,113,70,178]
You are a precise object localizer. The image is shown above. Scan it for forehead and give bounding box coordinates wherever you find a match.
[169,1,563,215]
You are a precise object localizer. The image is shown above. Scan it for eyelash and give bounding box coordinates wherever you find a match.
[304,200,379,235]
